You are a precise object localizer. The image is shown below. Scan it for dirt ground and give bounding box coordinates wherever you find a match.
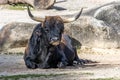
[1,0,120,80]
[0,51,120,80]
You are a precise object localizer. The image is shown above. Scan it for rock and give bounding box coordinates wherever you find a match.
[27,0,55,9]
[0,22,36,51]
[65,16,120,49]
[0,0,55,10]
[0,22,81,53]
[94,4,120,34]
[63,3,120,49]
[0,0,8,4]
[8,0,26,4]
[0,16,120,52]
[1,3,120,52]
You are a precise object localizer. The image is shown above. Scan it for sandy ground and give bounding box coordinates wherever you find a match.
[0,53,120,80]
[1,0,120,80]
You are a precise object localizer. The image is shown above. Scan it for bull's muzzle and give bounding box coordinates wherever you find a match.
[50,37,60,46]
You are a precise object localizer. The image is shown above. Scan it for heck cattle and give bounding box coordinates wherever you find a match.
[24,5,83,69]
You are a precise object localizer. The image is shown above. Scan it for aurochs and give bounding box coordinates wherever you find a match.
[24,5,83,69]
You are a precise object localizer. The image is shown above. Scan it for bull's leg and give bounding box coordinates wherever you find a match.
[57,46,68,68]
[40,52,52,69]
[24,56,38,69]
[73,48,84,65]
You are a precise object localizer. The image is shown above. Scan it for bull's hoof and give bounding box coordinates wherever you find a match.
[57,61,68,68]
[57,62,66,68]
[42,65,50,69]
[41,63,50,69]
[27,65,37,69]
[73,59,97,66]
[26,63,37,69]
[73,59,85,65]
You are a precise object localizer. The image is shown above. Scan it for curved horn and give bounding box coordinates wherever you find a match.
[62,8,83,23]
[27,5,44,22]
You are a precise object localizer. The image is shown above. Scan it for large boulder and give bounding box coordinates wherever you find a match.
[64,3,120,49]
[94,4,120,34]
[1,3,120,53]
[0,0,26,4]
[65,16,120,49]
[0,22,36,52]
[0,22,81,53]
[0,0,8,4]
[25,0,55,9]
[0,0,55,9]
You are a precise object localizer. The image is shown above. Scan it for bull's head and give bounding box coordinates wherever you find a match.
[27,6,83,46]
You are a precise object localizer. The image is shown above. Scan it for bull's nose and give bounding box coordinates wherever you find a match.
[51,37,59,41]
[50,37,60,45]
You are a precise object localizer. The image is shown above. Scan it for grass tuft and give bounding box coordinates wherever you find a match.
[0,73,66,80]
[8,4,33,10]
[91,78,120,80]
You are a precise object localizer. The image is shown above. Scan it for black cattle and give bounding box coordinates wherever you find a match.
[24,5,83,69]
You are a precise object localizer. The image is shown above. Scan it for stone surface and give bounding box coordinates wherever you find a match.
[1,14,120,51]
[0,22,36,51]
[25,0,55,9]
[1,0,120,51]
[0,0,8,4]
[65,16,120,49]
[94,4,120,34]
[0,0,55,9]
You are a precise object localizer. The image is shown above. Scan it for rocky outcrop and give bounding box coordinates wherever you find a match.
[0,0,8,5]
[1,3,120,52]
[0,22,36,51]
[94,4,120,34]
[0,0,55,9]
[0,0,26,4]
[1,13,120,52]
[64,3,120,49]
[65,16,120,49]
[25,0,55,9]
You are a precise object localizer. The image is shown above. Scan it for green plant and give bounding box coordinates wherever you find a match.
[0,73,66,80]
[8,4,33,10]
[91,78,120,80]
